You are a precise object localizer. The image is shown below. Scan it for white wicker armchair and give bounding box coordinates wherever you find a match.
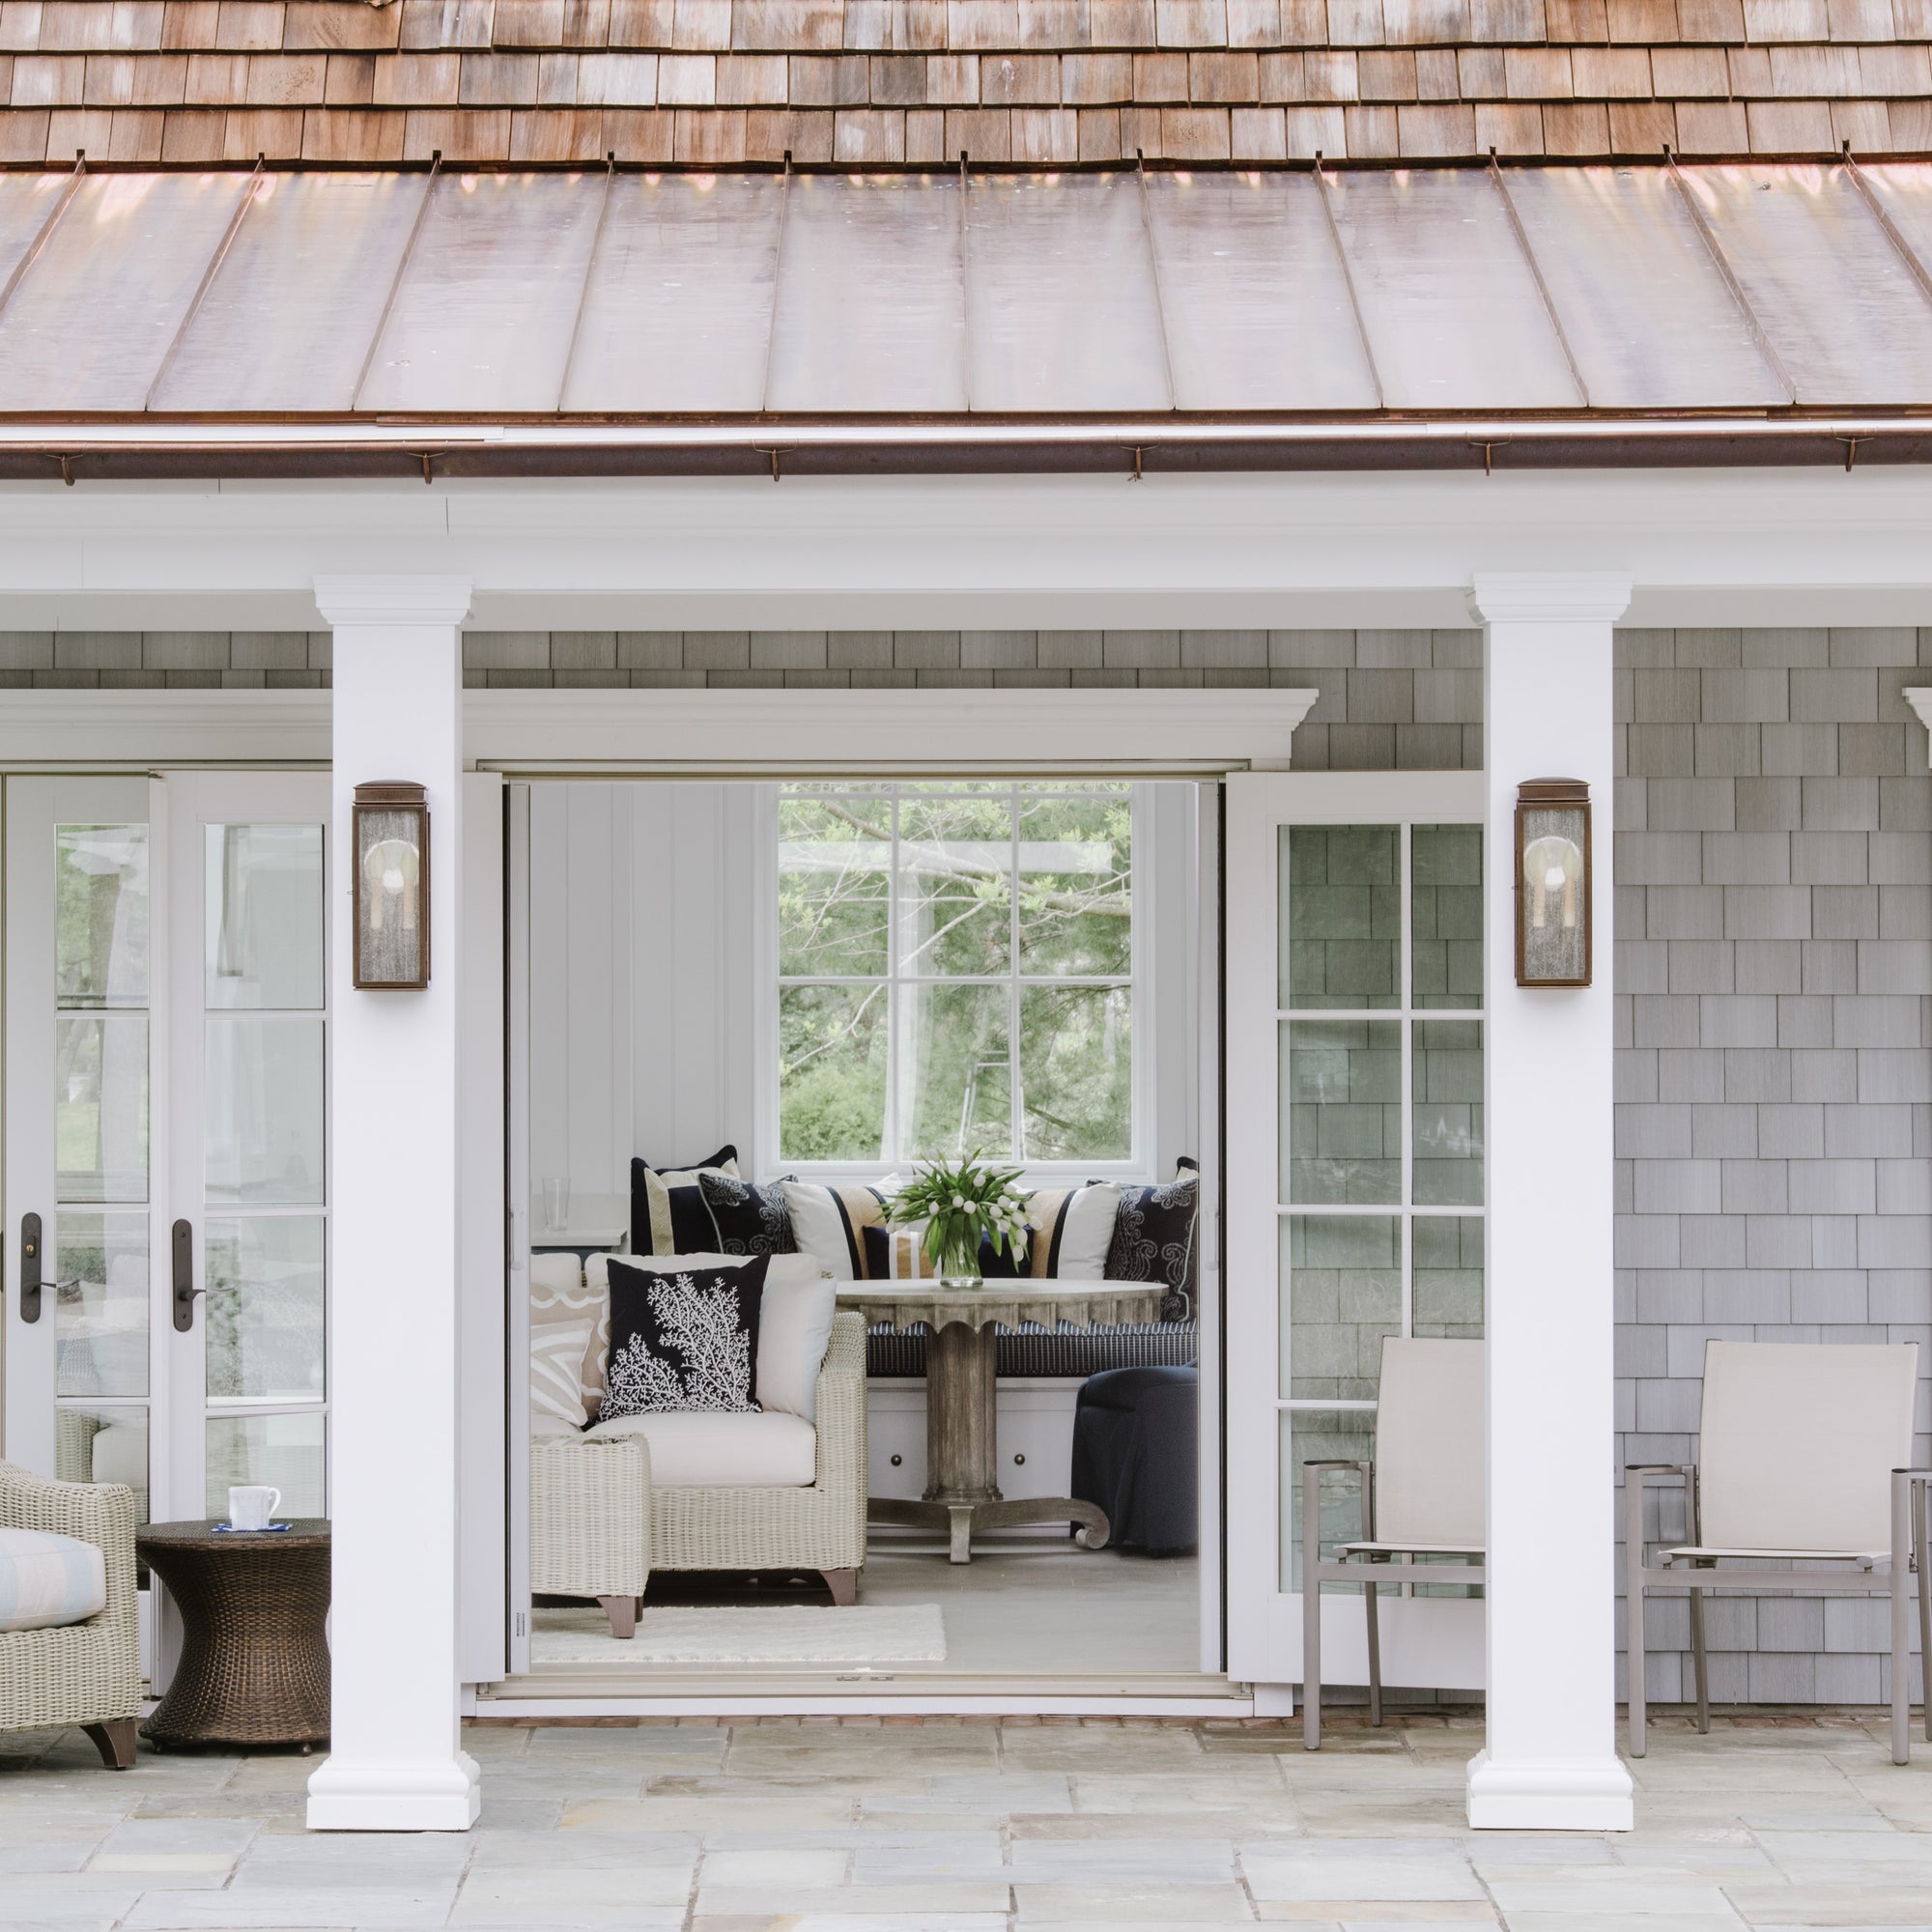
[0,1462,141,1768]
[533,1312,868,1636]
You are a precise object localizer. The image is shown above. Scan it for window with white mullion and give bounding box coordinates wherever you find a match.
[777,779,1136,1172]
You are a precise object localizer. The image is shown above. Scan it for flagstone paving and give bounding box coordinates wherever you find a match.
[1,1712,1929,1930]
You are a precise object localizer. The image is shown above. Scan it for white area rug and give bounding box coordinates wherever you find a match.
[532,1603,946,1665]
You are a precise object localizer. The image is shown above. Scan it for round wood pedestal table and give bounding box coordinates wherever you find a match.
[837,1280,1161,1563]
[135,1520,331,1750]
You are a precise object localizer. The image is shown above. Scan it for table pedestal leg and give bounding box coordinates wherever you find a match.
[867,1319,1113,1562]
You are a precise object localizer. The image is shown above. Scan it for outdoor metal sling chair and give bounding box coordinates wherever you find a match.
[1301,1336,1486,1750]
[1627,1339,1930,1764]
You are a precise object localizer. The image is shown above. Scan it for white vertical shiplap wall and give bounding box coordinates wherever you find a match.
[529,782,765,1189]
[529,781,1194,1189]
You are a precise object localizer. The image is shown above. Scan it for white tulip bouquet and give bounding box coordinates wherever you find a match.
[884,1153,1030,1284]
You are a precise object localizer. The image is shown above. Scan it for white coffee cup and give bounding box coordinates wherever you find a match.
[228,1485,281,1531]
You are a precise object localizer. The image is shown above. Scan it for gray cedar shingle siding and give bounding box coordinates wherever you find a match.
[4,621,1926,1704]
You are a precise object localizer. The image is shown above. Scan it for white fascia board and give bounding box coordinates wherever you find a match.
[0,687,1321,773]
[4,469,1932,632]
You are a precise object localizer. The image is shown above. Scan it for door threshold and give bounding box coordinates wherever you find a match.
[469,1669,1250,1719]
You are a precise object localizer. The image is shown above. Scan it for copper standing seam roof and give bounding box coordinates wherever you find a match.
[6,157,1932,477]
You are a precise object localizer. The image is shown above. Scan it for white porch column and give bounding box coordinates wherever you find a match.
[306,576,479,1833]
[1465,571,1634,1833]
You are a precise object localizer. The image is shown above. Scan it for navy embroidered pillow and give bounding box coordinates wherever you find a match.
[1105,1160,1200,1320]
[699,1170,797,1257]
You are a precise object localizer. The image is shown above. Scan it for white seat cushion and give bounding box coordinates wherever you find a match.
[586,1409,817,1488]
[0,1525,106,1633]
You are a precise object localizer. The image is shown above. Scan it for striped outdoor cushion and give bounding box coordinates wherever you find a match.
[0,1525,106,1633]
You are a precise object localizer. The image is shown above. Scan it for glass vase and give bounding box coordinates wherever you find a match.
[934,1222,983,1289]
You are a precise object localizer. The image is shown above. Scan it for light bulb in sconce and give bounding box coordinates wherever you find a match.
[1522,832,1582,932]
[361,838,420,933]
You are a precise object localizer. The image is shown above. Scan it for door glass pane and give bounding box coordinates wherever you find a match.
[1410,823,1483,1009]
[778,795,891,977]
[1414,1216,1485,1337]
[206,1412,324,1519]
[205,1017,325,1205]
[1280,1214,1400,1400]
[897,793,1011,977]
[1412,1019,1484,1207]
[55,1013,149,1202]
[56,825,150,1007]
[205,1217,325,1401]
[1019,983,1130,1162]
[54,1210,148,1398]
[1281,1408,1374,1591]
[1283,1020,1401,1204]
[57,1405,149,1525]
[898,982,1011,1158]
[1280,825,1399,1009]
[205,824,325,1010]
[1016,787,1132,976]
[778,982,889,1162]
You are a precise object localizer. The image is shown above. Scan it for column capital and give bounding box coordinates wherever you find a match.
[1467,572,1633,627]
[1903,688,1932,760]
[314,575,472,630]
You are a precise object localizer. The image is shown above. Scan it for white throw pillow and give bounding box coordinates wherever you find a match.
[528,1252,597,1427]
[756,1260,838,1423]
[1056,1181,1122,1278]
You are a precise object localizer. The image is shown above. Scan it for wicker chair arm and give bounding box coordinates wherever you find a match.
[811,1313,867,1498]
[529,1435,650,1598]
[0,1461,136,1554]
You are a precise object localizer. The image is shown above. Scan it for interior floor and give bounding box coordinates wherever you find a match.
[532,1541,1200,1676]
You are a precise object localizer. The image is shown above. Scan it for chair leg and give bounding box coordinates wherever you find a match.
[821,1568,858,1605]
[1302,1467,1322,1751]
[1895,1469,1915,1766]
[1624,1471,1647,1758]
[597,1594,639,1639]
[1917,1481,1932,1746]
[1363,1560,1383,1730]
[82,1719,137,1770]
[1689,1561,1711,1736]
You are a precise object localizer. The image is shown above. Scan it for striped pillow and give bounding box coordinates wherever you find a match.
[630,1147,741,1256]
[781,1180,894,1279]
[0,1526,106,1633]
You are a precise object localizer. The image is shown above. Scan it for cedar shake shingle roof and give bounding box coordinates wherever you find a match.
[0,0,1925,167]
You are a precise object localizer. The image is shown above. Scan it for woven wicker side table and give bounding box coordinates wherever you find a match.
[136,1520,330,1750]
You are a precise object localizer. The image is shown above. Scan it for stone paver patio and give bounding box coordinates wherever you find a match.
[1,1712,1928,1930]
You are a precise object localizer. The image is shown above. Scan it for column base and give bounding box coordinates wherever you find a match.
[1464,1748,1634,1832]
[306,1750,482,1833]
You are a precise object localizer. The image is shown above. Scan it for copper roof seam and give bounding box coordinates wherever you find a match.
[144,156,266,415]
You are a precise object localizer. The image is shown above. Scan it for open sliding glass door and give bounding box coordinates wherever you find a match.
[1226,772,1487,1701]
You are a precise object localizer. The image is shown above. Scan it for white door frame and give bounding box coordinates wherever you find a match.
[1226,769,1488,1698]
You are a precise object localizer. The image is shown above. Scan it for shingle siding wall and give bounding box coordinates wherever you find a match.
[10,618,1928,1705]
[1,0,1927,163]
[1615,623,1932,1710]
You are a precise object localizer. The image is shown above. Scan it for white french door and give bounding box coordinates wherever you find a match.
[1,773,330,1533]
[4,781,162,1518]
[162,773,331,1524]
[1226,771,1488,1696]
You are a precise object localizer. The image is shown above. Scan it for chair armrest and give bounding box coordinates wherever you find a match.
[1625,1463,1700,1570]
[1303,1460,1375,1473]
[811,1313,867,1500]
[1301,1459,1376,1571]
[529,1435,650,1598]
[0,1461,138,1647]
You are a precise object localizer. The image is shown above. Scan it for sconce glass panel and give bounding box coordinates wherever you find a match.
[355,807,426,988]
[1518,799,1588,984]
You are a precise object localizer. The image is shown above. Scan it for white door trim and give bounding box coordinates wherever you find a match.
[0,688,1320,776]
